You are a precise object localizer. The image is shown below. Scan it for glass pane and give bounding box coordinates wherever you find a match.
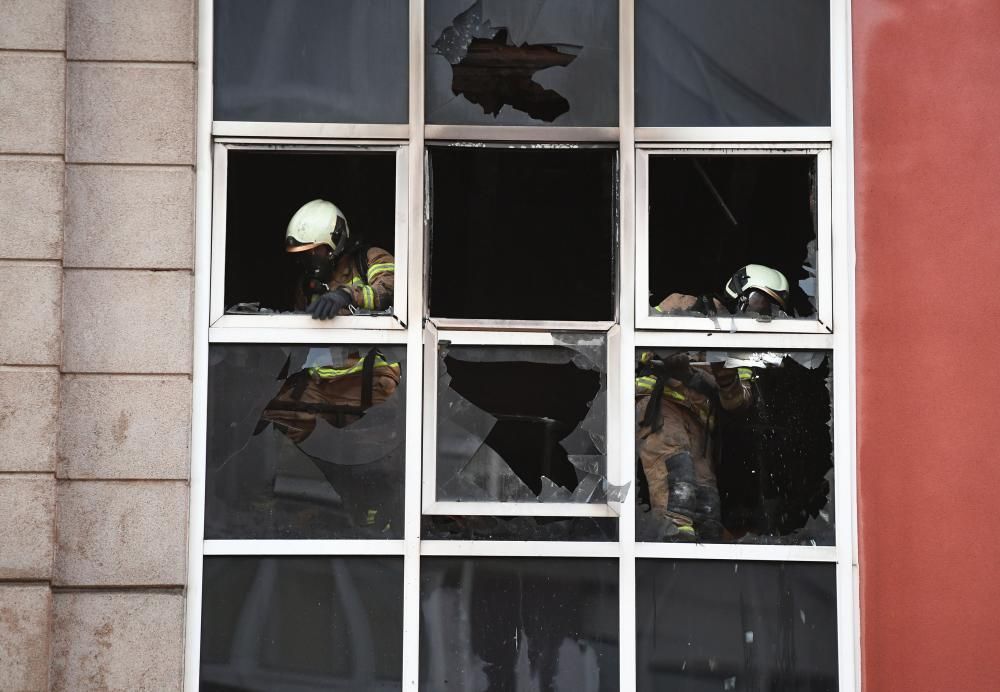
[635,349,833,544]
[421,557,619,690]
[426,0,618,125]
[422,515,617,541]
[201,557,403,690]
[206,344,406,539]
[223,149,398,318]
[428,146,617,321]
[436,336,609,505]
[637,560,838,691]
[635,0,831,127]
[214,0,408,124]
[647,154,820,322]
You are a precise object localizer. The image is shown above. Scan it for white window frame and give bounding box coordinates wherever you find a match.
[421,324,622,517]
[208,139,410,331]
[187,1,859,691]
[635,144,834,334]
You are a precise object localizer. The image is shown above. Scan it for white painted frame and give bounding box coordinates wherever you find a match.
[421,326,622,518]
[188,1,859,691]
[635,145,834,333]
[208,140,410,331]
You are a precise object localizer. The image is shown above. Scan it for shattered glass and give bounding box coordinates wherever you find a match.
[635,0,831,126]
[646,155,819,322]
[205,344,405,539]
[635,349,834,545]
[426,0,618,125]
[637,560,838,691]
[214,0,408,124]
[420,557,619,691]
[436,337,610,505]
[201,557,403,690]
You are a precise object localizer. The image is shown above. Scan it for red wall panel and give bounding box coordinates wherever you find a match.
[854,1,1000,689]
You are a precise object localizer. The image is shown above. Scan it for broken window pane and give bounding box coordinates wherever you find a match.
[426,0,618,126]
[422,515,617,541]
[635,0,831,126]
[647,155,820,321]
[201,557,403,690]
[637,560,838,691]
[428,146,617,321]
[635,349,833,544]
[214,0,408,124]
[436,337,610,505]
[205,344,405,539]
[421,557,619,691]
[223,149,398,318]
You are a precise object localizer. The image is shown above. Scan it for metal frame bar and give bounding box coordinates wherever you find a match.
[188,2,860,691]
[635,144,835,333]
[207,140,409,331]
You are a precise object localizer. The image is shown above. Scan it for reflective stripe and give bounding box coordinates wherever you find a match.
[362,285,375,309]
[738,367,753,381]
[308,355,400,379]
[367,263,395,281]
[654,305,663,313]
[348,276,364,286]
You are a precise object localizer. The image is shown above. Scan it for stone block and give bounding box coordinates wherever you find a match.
[60,375,191,479]
[65,165,193,269]
[54,480,187,586]
[0,156,63,259]
[0,585,51,692]
[0,262,61,365]
[0,0,66,50]
[0,52,64,154]
[0,474,55,579]
[51,590,183,692]
[67,62,195,165]
[62,269,192,374]
[0,367,59,472]
[69,0,195,62]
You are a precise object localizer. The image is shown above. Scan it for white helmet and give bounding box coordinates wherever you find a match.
[285,199,350,256]
[724,264,790,311]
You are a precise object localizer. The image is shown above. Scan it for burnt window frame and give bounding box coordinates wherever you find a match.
[189,0,860,690]
[209,140,411,331]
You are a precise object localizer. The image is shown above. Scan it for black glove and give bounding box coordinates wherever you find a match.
[661,352,692,380]
[306,288,353,320]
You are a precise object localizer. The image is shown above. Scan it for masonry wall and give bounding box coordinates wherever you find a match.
[854,1,1000,690]
[0,2,195,689]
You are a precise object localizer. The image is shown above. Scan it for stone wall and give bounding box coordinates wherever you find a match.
[0,1,196,689]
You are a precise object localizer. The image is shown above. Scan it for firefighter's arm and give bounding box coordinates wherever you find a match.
[714,365,753,412]
[345,247,395,311]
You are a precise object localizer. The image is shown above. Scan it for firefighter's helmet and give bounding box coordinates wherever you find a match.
[724,264,790,312]
[285,199,350,257]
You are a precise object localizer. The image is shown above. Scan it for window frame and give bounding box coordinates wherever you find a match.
[187,1,860,691]
[209,139,410,331]
[635,143,834,333]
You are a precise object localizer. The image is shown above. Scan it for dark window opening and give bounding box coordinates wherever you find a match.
[428,146,617,321]
[223,149,397,315]
[206,344,405,539]
[636,349,832,544]
[647,155,818,319]
[421,515,618,541]
[436,340,608,504]
[420,557,620,691]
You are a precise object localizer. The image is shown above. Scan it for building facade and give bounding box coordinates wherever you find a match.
[0,1,997,690]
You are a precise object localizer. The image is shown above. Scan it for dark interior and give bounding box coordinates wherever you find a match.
[428,145,617,321]
[224,149,397,311]
[648,154,817,316]
[443,356,602,494]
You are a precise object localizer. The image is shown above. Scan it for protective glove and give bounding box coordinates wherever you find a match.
[306,288,353,320]
[661,352,692,380]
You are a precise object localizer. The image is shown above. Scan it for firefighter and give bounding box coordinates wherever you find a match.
[636,351,753,542]
[285,199,395,319]
[655,263,791,318]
